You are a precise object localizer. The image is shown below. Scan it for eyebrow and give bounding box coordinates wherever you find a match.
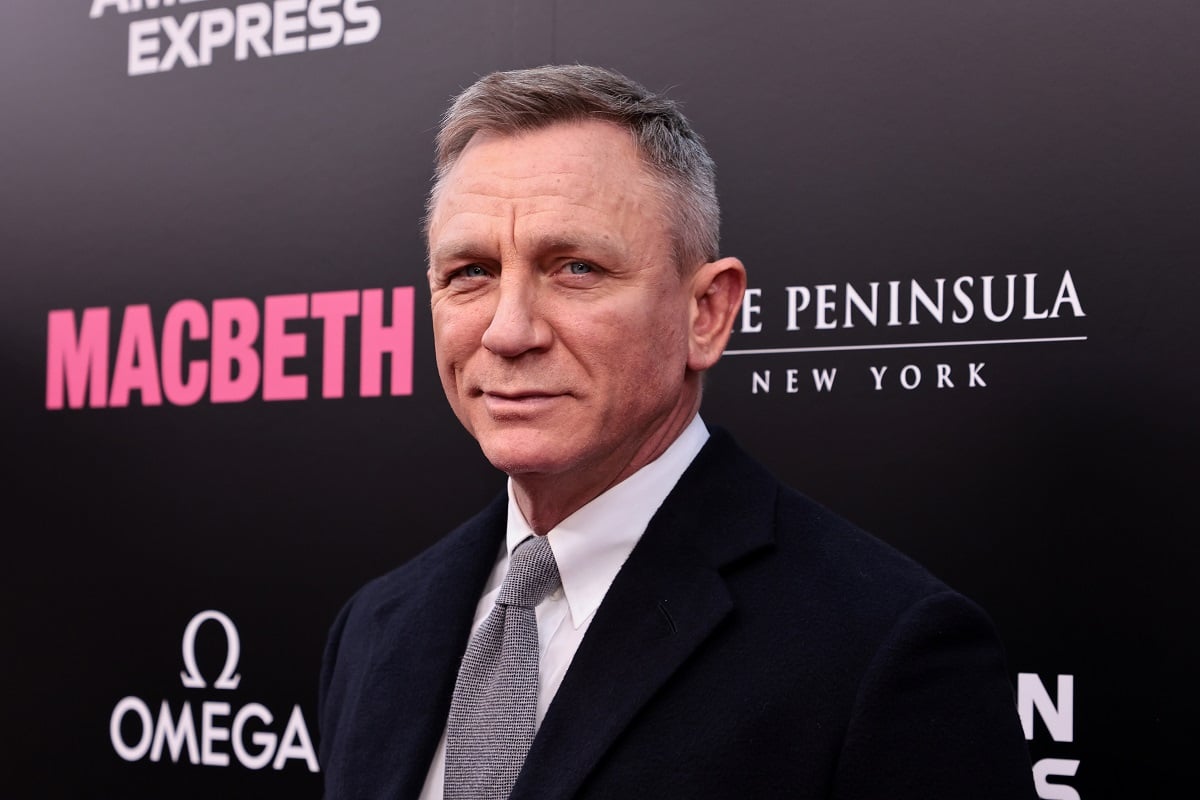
[428,240,485,266]
[535,233,619,258]
[429,232,625,267]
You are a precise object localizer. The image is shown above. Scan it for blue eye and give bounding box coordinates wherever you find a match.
[459,265,488,278]
[566,262,593,275]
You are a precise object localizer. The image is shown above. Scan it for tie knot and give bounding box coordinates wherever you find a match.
[496,535,560,609]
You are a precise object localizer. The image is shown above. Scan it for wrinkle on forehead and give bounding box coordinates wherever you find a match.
[431,190,658,260]
[427,120,671,265]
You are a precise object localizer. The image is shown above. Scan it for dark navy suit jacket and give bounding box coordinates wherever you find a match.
[318,428,1037,799]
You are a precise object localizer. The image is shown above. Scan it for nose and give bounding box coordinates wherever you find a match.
[481,273,552,357]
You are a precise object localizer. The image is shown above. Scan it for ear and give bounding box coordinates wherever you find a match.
[687,257,747,372]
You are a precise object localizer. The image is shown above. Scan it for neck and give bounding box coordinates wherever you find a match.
[510,398,700,534]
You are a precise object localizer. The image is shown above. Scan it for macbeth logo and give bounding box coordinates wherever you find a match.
[45,287,415,410]
[109,610,319,772]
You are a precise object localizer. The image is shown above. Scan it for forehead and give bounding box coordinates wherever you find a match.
[427,120,668,249]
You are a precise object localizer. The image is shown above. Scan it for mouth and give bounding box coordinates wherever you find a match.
[478,390,568,416]
[483,389,560,400]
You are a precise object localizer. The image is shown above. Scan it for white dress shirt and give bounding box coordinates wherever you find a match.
[418,415,710,800]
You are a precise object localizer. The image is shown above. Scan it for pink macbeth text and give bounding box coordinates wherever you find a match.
[46,288,415,409]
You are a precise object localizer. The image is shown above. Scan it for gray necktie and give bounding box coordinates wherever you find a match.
[445,535,561,800]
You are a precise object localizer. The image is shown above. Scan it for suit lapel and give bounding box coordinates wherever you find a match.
[510,429,779,800]
[353,494,506,799]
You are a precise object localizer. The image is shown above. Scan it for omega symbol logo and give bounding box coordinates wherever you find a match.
[109,610,319,772]
[180,609,241,690]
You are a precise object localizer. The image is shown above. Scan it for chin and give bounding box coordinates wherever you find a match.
[475,429,580,478]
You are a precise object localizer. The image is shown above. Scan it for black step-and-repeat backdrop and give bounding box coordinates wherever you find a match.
[3,1,1195,797]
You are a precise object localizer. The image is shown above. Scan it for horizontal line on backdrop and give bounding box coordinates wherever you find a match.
[722,335,1088,356]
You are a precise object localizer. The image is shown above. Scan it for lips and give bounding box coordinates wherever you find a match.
[484,390,559,400]
[479,389,568,417]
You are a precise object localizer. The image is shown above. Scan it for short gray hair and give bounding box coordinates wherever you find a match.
[426,64,721,269]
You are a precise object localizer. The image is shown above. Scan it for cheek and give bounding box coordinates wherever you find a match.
[635,291,692,358]
[578,304,688,390]
[432,307,483,368]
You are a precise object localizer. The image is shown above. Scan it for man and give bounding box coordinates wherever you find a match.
[318,64,1037,799]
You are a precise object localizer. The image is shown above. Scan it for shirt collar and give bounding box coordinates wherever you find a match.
[505,415,710,628]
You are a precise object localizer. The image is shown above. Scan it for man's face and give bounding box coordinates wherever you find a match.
[426,120,703,491]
